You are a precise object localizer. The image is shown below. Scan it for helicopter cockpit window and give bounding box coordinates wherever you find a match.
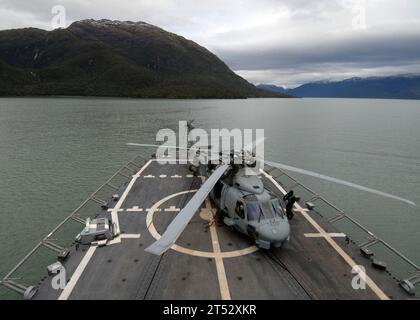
[272,201,285,218]
[235,201,245,219]
[246,202,262,221]
[260,201,277,219]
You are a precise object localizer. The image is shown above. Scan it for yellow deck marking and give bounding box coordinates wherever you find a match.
[146,190,258,258]
[58,246,97,300]
[261,170,390,300]
[200,174,231,300]
[170,243,258,258]
[201,195,232,300]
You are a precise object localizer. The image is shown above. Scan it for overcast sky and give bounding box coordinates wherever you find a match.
[1,0,420,87]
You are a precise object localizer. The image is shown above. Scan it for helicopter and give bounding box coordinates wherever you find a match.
[128,123,416,256]
[206,159,291,250]
[128,135,292,253]
[188,144,292,250]
[185,121,290,250]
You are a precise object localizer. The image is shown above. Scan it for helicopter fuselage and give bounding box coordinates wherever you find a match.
[207,166,291,250]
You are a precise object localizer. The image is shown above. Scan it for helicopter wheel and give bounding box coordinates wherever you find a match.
[214,209,224,227]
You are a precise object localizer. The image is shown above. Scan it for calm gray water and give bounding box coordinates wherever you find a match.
[0,97,419,297]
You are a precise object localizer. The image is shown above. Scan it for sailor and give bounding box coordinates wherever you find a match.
[283,191,299,220]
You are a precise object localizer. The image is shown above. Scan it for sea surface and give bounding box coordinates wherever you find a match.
[0,97,419,298]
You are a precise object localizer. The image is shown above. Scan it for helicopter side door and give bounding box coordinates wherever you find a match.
[233,200,248,234]
[222,187,246,233]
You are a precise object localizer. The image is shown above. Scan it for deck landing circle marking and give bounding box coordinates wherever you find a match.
[146,190,258,258]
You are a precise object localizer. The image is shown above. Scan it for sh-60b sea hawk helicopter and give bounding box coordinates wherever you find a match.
[208,161,291,250]
[130,137,292,253]
[196,147,291,250]
[128,123,416,256]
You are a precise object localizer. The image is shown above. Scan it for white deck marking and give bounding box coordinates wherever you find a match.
[58,160,153,300]
[107,233,141,245]
[144,174,155,178]
[304,233,347,238]
[58,246,97,300]
[164,206,180,212]
[159,174,167,178]
[125,206,181,213]
[107,208,123,212]
[261,169,390,300]
[186,174,194,178]
[110,160,153,239]
[121,234,141,239]
[127,206,143,212]
[171,175,183,179]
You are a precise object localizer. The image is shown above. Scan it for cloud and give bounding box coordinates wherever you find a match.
[0,0,420,86]
[237,63,420,88]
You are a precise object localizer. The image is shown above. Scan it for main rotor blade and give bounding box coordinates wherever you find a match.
[243,137,266,152]
[127,142,220,155]
[264,160,416,206]
[127,143,192,151]
[145,164,230,255]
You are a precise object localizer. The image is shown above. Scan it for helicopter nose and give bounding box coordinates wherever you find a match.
[257,220,290,244]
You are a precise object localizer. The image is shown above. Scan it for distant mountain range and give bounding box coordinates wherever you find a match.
[0,19,286,99]
[258,75,420,100]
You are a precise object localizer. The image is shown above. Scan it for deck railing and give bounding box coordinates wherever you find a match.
[0,155,148,299]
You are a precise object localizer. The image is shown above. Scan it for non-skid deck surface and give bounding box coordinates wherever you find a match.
[35,160,410,300]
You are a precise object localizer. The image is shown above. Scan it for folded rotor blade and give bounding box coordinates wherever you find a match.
[145,164,230,255]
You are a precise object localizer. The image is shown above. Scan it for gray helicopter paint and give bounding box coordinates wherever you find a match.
[207,166,290,249]
[232,168,264,194]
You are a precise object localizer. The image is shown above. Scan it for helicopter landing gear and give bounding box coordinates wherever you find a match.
[214,208,226,227]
